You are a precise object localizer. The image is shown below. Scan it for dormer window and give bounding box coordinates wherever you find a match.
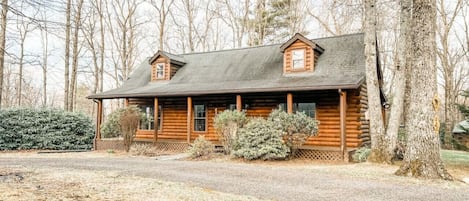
[292,49,305,70]
[156,63,164,79]
[280,33,324,74]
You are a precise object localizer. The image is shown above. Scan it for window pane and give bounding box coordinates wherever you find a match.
[156,63,164,78]
[194,119,206,131]
[139,105,154,130]
[157,105,162,130]
[292,49,305,69]
[296,103,316,118]
[194,104,206,131]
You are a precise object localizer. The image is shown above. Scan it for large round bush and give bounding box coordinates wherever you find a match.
[0,108,94,150]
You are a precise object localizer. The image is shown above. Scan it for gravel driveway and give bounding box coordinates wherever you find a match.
[0,152,467,201]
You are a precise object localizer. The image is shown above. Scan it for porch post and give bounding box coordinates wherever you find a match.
[287,93,293,114]
[153,97,158,142]
[236,95,242,111]
[96,99,103,140]
[339,89,347,161]
[124,98,129,107]
[187,97,192,143]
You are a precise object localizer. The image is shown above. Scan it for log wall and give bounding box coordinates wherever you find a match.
[283,40,314,73]
[130,90,366,148]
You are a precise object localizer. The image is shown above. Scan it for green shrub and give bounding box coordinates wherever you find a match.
[119,106,142,152]
[188,135,214,158]
[233,118,289,160]
[352,147,371,162]
[268,109,319,157]
[214,110,248,154]
[0,108,94,150]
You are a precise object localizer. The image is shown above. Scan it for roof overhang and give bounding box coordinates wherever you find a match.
[87,77,364,99]
[280,33,324,54]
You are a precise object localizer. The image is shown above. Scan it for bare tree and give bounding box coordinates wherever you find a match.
[396,0,452,180]
[0,0,8,109]
[436,0,465,149]
[68,0,84,111]
[39,9,49,107]
[307,0,363,36]
[150,0,174,51]
[64,0,71,110]
[14,1,36,106]
[384,0,411,161]
[364,0,388,163]
[215,0,250,48]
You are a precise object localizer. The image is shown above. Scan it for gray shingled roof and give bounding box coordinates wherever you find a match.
[453,120,469,134]
[88,33,366,99]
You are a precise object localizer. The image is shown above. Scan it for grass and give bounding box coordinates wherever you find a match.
[441,149,469,166]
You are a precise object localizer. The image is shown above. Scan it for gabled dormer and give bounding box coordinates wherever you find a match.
[148,51,186,81]
[280,33,324,74]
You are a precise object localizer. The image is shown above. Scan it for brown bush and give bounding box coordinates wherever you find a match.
[120,106,142,152]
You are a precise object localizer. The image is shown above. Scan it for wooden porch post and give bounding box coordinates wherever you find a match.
[287,93,293,114]
[153,97,158,142]
[94,99,103,150]
[124,98,129,107]
[236,95,242,111]
[187,97,192,143]
[339,89,347,161]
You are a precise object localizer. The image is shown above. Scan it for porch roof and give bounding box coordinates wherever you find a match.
[88,33,366,99]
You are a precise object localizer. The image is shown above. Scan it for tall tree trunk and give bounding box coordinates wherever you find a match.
[64,0,71,111]
[0,0,8,109]
[395,0,452,180]
[17,39,24,106]
[97,0,104,93]
[69,0,84,111]
[41,10,49,107]
[364,0,389,163]
[385,0,411,161]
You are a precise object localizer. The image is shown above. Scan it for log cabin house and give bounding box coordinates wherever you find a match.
[88,33,386,161]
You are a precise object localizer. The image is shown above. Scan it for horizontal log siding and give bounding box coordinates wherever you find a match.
[150,57,170,81]
[131,90,364,147]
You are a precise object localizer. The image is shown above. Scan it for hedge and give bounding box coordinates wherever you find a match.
[0,108,94,150]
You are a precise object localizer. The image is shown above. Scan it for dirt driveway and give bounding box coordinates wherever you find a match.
[0,152,467,201]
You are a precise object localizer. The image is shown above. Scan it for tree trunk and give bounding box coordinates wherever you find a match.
[395,0,452,180]
[69,0,84,111]
[0,0,8,109]
[64,0,71,111]
[17,40,24,106]
[364,0,389,163]
[385,0,412,161]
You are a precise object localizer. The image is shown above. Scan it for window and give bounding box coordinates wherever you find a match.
[227,104,237,111]
[278,103,286,111]
[294,102,316,118]
[156,63,164,79]
[194,104,206,131]
[138,105,162,130]
[139,105,154,130]
[292,49,305,69]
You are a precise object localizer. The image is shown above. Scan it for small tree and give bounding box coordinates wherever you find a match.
[214,110,248,154]
[268,109,319,157]
[233,118,289,160]
[119,106,142,152]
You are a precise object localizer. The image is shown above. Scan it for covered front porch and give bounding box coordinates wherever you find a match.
[93,89,367,161]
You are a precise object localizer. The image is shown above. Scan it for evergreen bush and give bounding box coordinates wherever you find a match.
[268,109,319,157]
[352,147,371,162]
[0,108,94,150]
[214,110,248,154]
[188,135,214,158]
[233,118,289,160]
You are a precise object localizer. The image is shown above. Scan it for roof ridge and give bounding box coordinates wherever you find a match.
[177,33,364,56]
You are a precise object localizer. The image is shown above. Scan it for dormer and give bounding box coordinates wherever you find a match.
[148,51,186,81]
[280,33,324,74]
